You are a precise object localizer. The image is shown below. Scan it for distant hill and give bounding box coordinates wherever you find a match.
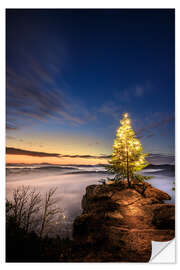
[145,164,175,171]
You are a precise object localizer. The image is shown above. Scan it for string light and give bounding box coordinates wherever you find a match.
[109,112,149,185]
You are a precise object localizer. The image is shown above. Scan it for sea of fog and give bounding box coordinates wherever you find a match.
[6,164,175,237]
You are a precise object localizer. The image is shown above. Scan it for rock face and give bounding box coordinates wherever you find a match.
[72,181,175,262]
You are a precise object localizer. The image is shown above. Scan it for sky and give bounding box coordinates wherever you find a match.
[6,9,175,165]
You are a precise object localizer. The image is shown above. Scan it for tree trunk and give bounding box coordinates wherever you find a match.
[127,151,131,187]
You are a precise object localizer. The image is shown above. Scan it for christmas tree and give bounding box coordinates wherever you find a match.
[107,113,149,187]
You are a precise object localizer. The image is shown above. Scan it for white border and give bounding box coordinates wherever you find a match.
[1,1,179,268]
[0,5,6,265]
[0,1,177,9]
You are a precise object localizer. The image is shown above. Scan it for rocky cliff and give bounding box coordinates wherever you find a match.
[72,180,175,262]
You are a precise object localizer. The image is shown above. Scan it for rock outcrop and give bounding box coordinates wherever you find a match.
[72,181,175,262]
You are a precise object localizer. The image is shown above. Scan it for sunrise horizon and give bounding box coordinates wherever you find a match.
[6,146,175,165]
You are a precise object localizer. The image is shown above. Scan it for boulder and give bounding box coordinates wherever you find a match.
[152,204,175,229]
[71,180,175,262]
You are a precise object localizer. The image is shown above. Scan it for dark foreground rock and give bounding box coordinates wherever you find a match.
[67,180,175,262]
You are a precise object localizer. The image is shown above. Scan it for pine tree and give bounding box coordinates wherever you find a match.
[107,113,149,187]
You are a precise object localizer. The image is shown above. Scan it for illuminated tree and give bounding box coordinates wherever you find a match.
[107,113,149,187]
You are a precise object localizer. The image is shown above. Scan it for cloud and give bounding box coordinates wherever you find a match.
[61,154,111,159]
[134,86,144,97]
[99,102,121,120]
[6,123,19,130]
[124,84,145,99]
[6,147,111,159]
[6,54,95,130]
[99,82,153,122]
[145,133,155,139]
[135,114,174,138]
[114,81,153,103]
[6,147,61,157]
[6,136,16,140]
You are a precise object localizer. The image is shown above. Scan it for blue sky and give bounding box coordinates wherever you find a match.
[6,9,175,164]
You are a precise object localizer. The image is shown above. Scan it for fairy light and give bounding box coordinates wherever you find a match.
[109,112,149,186]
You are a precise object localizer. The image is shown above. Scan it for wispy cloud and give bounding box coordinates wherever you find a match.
[6,147,61,157]
[114,81,153,103]
[6,123,19,130]
[6,136,16,140]
[6,147,111,159]
[99,82,153,121]
[99,101,121,121]
[6,54,94,130]
[134,86,144,97]
[135,114,174,138]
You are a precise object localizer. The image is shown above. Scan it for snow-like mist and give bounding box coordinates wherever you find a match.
[6,164,175,237]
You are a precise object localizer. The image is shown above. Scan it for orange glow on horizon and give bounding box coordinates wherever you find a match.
[6,154,108,165]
